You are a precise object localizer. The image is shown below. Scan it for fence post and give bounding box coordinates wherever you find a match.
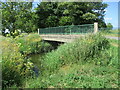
[94,22,98,34]
[38,29,39,34]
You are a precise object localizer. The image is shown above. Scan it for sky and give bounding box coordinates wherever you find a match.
[103,2,118,28]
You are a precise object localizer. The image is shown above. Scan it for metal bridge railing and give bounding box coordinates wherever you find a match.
[38,24,94,34]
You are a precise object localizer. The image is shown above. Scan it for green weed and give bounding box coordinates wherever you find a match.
[42,33,110,72]
[1,36,33,88]
[24,33,118,88]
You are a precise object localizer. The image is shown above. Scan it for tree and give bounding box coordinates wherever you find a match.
[106,23,113,30]
[1,2,38,36]
[36,1,108,28]
[46,16,58,27]
[59,16,73,26]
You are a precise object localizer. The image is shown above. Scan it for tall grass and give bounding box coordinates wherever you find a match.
[100,29,119,37]
[42,34,110,72]
[24,33,118,88]
[2,33,118,88]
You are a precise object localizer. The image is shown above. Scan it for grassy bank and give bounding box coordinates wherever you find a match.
[1,33,118,88]
[1,33,53,88]
[101,29,119,37]
[23,34,118,88]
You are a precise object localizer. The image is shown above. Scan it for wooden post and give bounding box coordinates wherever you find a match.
[38,29,39,34]
[94,22,98,34]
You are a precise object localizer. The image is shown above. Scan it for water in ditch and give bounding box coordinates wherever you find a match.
[29,41,64,77]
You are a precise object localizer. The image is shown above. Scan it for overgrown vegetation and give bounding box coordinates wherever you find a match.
[1,33,53,88]
[1,33,118,88]
[42,34,110,72]
[1,36,33,88]
[14,33,53,55]
[1,1,118,89]
[22,34,118,88]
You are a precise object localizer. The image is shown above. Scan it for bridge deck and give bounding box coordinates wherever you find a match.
[40,34,85,42]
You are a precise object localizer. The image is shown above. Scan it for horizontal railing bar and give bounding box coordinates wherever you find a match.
[40,24,94,29]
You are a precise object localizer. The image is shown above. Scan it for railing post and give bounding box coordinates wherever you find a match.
[38,29,39,34]
[94,22,98,34]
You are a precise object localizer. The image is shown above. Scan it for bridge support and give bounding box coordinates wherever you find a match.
[94,22,98,34]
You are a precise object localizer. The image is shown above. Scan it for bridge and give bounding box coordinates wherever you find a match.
[38,23,98,43]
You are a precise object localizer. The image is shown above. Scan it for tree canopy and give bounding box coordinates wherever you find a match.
[1,2,38,36]
[106,23,113,30]
[36,2,108,28]
[1,1,108,36]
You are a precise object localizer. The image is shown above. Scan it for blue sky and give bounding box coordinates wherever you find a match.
[103,2,118,28]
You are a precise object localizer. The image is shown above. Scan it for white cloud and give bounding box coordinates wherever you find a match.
[105,17,112,20]
[104,9,108,12]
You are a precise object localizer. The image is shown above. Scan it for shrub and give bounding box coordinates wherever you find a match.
[14,33,54,55]
[38,41,54,53]
[42,33,110,72]
[1,33,53,88]
[14,33,42,55]
[1,36,33,88]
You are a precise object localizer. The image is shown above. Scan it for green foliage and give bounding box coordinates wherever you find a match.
[107,45,118,67]
[14,33,53,55]
[1,33,118,88]
[1,36,33,88]
[46,16,58,27]
[1,2,38,36]
[14,33,42,55]
[39,41,54,53]
[1,33,55,88]
[24,39,118,88]
[11,29,21,38]
[82,12,97,21]
[100,29,119,37]
[25,63,118,88]
[59,16,73,26]
[106,23,113,30]
[36,2,108,28]
[6,34,118,88]
[42,34,110,72]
